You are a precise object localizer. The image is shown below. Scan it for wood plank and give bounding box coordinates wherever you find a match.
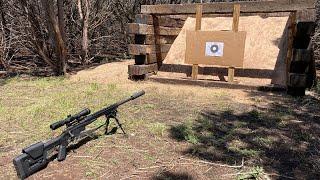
[296,9,316,22]
[134,54,167,65]
[145,35,176,44]
[228,67,235,82]
[228,4,240,83]
[159,64,274,79]
[135,14,184,27]
[128,23,181,35]
[152,15,163,66]
[232,4,240,32]
[286,12,297,85]
[132,34,177,45]
[128,64,158,76]
[288,73,307,87]
[128,44,172,55]
[141,0,315,15]
[191,5,202,80]
[149,75,258,90]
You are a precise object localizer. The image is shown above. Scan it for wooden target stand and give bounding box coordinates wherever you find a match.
[191,4,241,83]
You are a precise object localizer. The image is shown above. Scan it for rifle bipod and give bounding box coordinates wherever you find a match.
[104,111,126,135]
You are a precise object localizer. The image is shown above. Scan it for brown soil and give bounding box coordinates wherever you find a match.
[2,60,320,179]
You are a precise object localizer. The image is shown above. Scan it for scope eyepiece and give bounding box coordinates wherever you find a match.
[50,108,91,130]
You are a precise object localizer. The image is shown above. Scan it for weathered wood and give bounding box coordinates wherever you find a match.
[141,0,315,15]
[132,34,177,45]
[164,12,291,20]
[191,5,202,80]
[228,67,235,82]
[232,4,240,32]
[135,53,168,65]
[228,4,240,83]
[286,12,297,84]
[152,15,163,67]
[296,9,316,22]
[149,75,257,90]
[135,14,184,28]
[292,49,312,62]
[288,73,307,87]
[128,63,158,76]
[159,64,274,79]
[128,44,172,55]
[128,23,181,36]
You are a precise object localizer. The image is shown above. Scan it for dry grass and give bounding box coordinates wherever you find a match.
[0,60,319,179]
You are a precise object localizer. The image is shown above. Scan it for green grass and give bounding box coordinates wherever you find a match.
[148,122,168,137]
[237,166,265,180]
[0,77,129,150]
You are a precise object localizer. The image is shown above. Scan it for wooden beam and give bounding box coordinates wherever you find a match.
[286,12,297,85]
[128,23,181,36]
[159,64,274,79]
[135,14,185,27]
[143,35,177,44]
[128,64,158,76]
[141,0,315,15]
[288,73,307,87]
[296,9,316,22]
[232,4,240,32]
[128,44,172,55]
[228,4,240,83]
[135,53,168,65]
[191,5,202,80]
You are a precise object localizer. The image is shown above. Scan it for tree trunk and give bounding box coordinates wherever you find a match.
[57,0,66,43]
[42,0,67,75]
[0,0,9,70]
[81,0,89,63]
[19,0,56,70]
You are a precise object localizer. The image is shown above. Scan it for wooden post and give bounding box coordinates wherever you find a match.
[286,12,297,86]
[191,4,202,80]
[228,4,240,83]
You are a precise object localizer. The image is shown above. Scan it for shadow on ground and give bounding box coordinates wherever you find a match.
[152,170,194,180]
[169,91,320,179]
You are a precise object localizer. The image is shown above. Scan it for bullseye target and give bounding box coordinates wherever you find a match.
[205,42,224,57]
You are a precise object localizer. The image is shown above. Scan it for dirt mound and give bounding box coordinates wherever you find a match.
[164,16,290,86]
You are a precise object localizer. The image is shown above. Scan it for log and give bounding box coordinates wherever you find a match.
[128,44,172,55]
[135,53,167,65]
[128,23,181,36]
[296,9,316,22]
[288,73,307,87]
[144,35,176,44]
[135,14,185,28]
[292,49,312,62]
[141,0,315,15]
[128,63,158,76]
[159,64,274,79]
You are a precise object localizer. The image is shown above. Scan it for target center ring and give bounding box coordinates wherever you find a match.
[210,45,219,53]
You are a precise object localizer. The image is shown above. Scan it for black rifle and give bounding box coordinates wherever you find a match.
[13,91,145,179]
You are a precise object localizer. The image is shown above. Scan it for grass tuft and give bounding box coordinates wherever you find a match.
[148,122,167,137]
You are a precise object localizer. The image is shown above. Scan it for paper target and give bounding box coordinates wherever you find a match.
[205,42,224,57]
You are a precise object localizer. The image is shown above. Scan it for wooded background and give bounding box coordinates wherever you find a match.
[0,0,318,76]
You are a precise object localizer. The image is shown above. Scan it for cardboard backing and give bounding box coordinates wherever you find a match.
[185,30,246,67]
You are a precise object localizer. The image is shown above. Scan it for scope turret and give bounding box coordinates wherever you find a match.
[50,108,91,130]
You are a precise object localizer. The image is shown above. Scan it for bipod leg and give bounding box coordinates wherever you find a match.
[104,115,111,135]
[112,116,126,135]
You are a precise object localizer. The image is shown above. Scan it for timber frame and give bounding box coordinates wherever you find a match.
[128,0,316,87]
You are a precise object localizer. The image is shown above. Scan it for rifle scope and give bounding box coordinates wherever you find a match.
[50,108,91,130]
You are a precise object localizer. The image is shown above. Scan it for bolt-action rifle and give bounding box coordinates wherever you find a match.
[13,91,145,179]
